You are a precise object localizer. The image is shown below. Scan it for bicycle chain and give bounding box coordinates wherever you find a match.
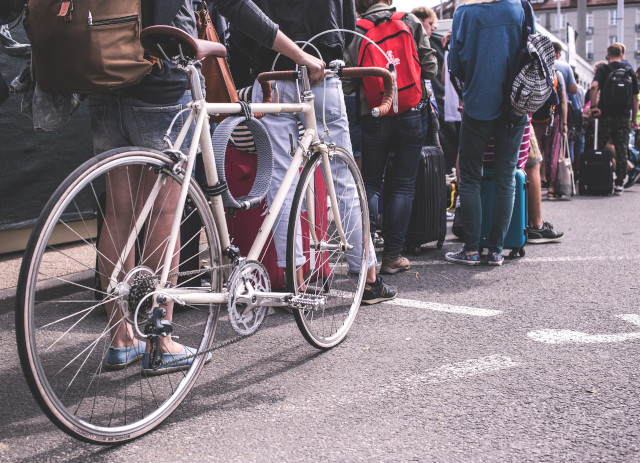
[166,262,235,280]
[157,330,253,367]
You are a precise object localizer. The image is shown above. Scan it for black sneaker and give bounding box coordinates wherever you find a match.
[528,221,564,244]
[361,276,397,305]
[624,168,640,189]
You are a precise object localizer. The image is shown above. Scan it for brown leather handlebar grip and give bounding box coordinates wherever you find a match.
[259,80,272,104]
[340,67,394,117]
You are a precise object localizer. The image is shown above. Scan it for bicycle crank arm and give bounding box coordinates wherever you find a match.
[235,291,294,309]
[236,291,327,312]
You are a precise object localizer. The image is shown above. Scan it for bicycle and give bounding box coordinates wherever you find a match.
[14,25,394,443]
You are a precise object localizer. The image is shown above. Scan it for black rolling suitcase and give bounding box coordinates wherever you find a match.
[579,119,613,195]
[384,105,447,255]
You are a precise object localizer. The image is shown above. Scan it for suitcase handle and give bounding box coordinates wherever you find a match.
[593,118,598,151]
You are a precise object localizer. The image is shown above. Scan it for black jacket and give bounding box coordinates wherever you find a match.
[230,0,356,79]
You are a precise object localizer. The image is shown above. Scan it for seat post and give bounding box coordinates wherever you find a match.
[186,64,204,101]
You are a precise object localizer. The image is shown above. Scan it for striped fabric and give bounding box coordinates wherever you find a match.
[482,116,531,170]
[230,86,304,153]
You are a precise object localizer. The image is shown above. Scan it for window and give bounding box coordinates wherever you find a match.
[586,11,594,28]
[586,39,593,56]
[609,35,618,45]
[555,13,567,30]
[636,8,640,25]
[637,35,640,52]
[609,10,617,26]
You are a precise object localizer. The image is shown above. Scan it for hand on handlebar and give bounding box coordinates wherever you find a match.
[297,52,326,83]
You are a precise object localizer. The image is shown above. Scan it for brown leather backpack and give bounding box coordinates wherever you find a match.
[26,0,153,94]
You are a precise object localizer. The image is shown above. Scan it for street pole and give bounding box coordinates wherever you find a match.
[617,0,623,47]
[557,0,561,37]
[576,0,586,58]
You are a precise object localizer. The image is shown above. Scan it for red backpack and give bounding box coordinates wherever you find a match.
[357,12,422,114]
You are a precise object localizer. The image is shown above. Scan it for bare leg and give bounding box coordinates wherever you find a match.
[526,162,543,229]
[98,166,183,353]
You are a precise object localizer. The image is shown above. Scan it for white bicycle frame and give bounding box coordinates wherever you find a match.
[106,64,352,310]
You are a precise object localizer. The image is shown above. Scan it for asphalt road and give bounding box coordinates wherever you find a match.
[1,187,639,462]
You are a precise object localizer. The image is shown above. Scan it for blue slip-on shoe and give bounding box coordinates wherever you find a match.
[142,345,212,376]
[487,252,504,266]
[105,341,147,370]
[444,250,480,266]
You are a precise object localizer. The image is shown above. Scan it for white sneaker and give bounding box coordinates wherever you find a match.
[614,185,623,193]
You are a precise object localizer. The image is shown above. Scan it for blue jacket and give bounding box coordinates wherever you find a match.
[448,0,528,120]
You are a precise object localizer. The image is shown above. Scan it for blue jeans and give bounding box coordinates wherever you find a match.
[458,112,527,253]
[252,76,376,271]
[89,91,193,153]
[361,105,428,258]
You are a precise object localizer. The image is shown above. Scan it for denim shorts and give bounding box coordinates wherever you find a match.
[89,91,193,154]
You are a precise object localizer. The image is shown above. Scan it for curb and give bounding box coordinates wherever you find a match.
[1,270,94,316]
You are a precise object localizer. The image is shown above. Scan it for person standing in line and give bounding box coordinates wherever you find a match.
[343,0,438,275]
[412,6,440,119]
[231,0,398,304]
[444,0,530,266]
[99,0,335,373]
[411,6,438,37]
[589,43,639,194]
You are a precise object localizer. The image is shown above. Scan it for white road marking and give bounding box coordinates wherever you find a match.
[410,354,521,384]
[528,314,640,344]
[407,254,640,266]
[617,314,640,327]
[382,297,502,317]
[382,355,520,396]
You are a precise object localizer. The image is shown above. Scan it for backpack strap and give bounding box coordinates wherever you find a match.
[520,0,534,37]
[391,11,406,21]
[356,17,375,31]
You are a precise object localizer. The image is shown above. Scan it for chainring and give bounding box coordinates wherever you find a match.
[227,260,271,336]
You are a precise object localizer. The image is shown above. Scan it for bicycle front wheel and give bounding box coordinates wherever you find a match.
[15,147,223,443]
[287,147,369,349]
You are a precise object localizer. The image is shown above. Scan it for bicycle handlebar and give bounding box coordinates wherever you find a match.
[256,67,394,117]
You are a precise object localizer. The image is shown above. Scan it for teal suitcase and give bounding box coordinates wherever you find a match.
[479,168,528,258]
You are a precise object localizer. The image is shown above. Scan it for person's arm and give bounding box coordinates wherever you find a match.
[565,65,578,95]
[271,31,325,82]
[407,14,437,80]
[561,89,568,134]
[448,12,464,82]
[214,0,325,81]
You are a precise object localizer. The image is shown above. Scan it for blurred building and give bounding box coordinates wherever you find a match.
[530,1,639,72]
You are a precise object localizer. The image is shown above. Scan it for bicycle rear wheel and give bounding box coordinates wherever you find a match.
[15,147,223,443]
[286,147,369,349]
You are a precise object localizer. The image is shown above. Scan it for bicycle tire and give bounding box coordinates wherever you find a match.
[286,147,369,349]
[15,147,223,443]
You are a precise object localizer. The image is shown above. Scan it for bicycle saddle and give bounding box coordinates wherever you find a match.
[140,25,226,61]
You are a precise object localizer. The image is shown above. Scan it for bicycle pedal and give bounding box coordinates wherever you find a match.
[288,294,326,312]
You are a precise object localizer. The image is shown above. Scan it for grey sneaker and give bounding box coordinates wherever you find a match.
[361,276,397,305]
[380,255,410,275]
[528,221,564,244]
[614,184,624,193]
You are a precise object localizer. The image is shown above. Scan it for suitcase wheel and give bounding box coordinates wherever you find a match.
[436,240,444,249]
[410,245,421,256]
[508,248,525,258]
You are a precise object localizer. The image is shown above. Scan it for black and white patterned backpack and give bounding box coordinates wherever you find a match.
[505,0,557,123]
